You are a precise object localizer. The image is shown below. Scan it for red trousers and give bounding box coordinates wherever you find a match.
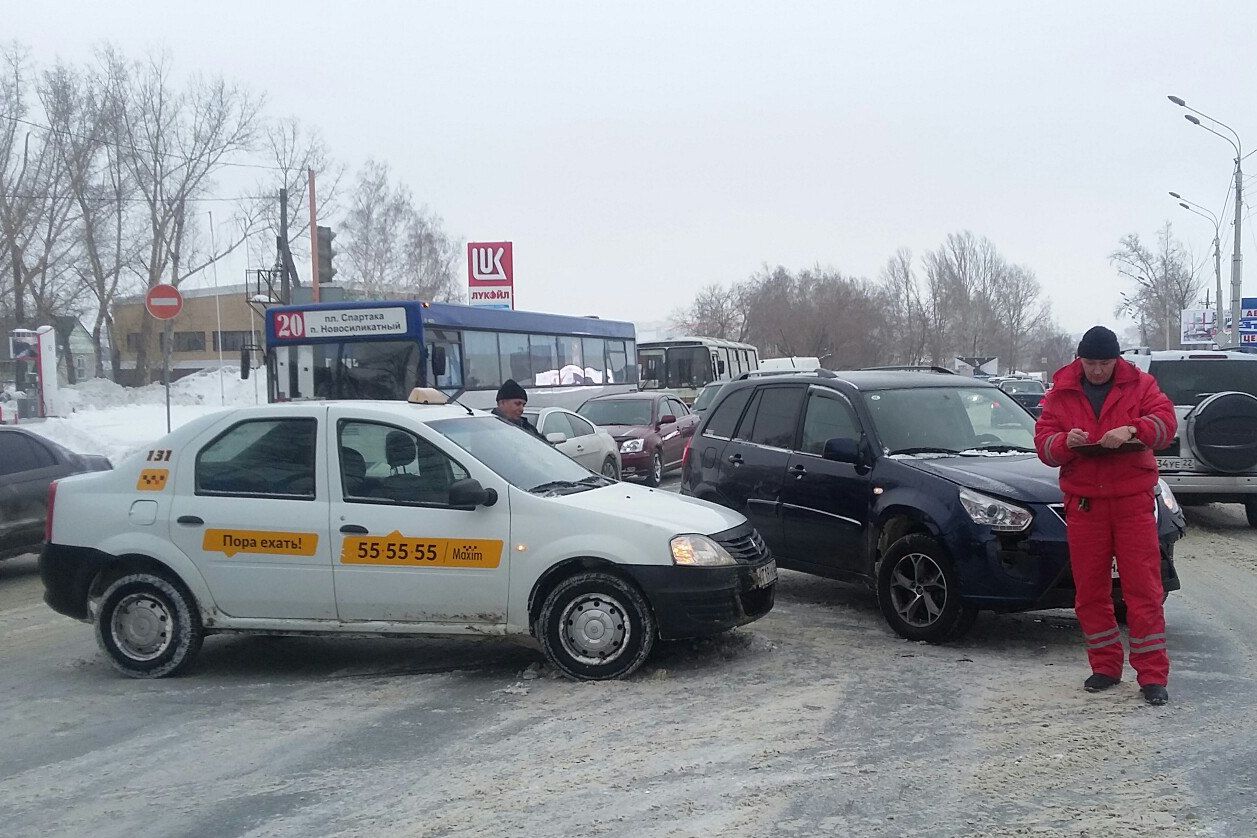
[1065,492,1169,686]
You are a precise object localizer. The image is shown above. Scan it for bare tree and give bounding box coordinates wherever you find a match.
[39,55,143,378]
[110,49,263,380]
[248,117,346,281]
[669,281,748,340]
[340,160,461,302]
[1110,222,1201,350]
[0,44,80,327]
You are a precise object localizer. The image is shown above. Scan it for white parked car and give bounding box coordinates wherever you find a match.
[40,392,776,681]
[523,406,621,479]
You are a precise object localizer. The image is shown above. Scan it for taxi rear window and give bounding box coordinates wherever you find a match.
[196,418,317,499]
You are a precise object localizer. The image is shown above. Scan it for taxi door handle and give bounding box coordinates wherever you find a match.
[340,524,369,534]
[176,515,203,526]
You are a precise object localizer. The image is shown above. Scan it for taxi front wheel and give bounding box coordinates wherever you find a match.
[537,572,656,680]
[96,572,204,678]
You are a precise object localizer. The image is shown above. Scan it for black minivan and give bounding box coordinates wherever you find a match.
[680,371,1185,641]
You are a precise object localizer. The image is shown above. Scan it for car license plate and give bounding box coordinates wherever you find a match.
[1156,456,1198,471]
[751,562,778,589]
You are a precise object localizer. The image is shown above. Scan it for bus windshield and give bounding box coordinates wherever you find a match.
[272,341,421,401]
[638,346,714,390]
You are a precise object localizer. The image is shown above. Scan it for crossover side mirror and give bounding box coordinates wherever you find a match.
[822,437,861,464]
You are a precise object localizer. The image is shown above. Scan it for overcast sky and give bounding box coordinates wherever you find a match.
[10,1,1257,337]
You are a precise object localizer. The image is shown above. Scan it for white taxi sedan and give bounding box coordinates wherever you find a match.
[523,406,621,478]
[40,392,776,680]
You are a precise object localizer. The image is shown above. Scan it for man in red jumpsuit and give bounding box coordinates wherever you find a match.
[1035,326,1177,706]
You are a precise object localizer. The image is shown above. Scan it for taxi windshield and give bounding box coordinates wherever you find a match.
[430,416,601,492]
[864,386,1037,454]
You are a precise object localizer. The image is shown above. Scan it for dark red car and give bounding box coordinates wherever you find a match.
[578,392,699,486]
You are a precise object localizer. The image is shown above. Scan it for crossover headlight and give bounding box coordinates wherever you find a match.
[1156,478,1179,514]
[959,488,1033,532]
[620,438,644,453]
[670,534,737,567]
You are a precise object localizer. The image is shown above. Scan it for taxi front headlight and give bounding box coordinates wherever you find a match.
[670,534,737,567]
[959,488,1032,532]
[620,438,644,453]
[1156,478,1179,514]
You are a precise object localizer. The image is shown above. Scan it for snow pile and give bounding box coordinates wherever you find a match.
[24,367,269,464]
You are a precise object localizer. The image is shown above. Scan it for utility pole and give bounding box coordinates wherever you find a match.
[308,169,320,303]
[278,187,291,304]
[1231,158,1243,344]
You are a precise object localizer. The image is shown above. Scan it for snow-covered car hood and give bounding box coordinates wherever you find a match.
[545,480,744,535]
[901,454,1063,504]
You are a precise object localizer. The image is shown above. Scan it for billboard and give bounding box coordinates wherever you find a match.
[467,241,514,310]
[1180,308,1217,345]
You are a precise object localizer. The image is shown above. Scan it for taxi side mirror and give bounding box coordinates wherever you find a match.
[449,477,498,509]
[546,432,568,443]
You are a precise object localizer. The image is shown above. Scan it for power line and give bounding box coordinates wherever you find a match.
[1,113,287,173]
[2,192,272,203]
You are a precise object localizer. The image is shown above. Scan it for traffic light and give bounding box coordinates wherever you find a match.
[316,225,337,284]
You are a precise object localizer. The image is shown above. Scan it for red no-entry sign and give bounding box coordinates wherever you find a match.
[145,284,184,320]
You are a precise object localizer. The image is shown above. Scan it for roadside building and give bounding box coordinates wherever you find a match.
[112,284,262,384]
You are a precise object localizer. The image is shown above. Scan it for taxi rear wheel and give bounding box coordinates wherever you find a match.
[538,572,656,680]
[96,573,203,678]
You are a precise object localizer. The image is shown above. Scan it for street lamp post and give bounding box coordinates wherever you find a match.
[1170,191,1224,339]
[1168,95,1253,344]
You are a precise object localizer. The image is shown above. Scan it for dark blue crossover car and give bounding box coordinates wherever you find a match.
[680,370,1185,642]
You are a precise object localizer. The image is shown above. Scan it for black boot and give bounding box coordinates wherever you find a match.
[1084,673,1121,692]
[1141,684,1169,706]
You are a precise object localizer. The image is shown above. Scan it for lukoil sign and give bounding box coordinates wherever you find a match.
[467,241,514,310]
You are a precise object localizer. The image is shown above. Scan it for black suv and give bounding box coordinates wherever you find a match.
[680,371,1185,641]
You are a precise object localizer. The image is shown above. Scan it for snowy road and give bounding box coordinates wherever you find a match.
[2,502,1256,837]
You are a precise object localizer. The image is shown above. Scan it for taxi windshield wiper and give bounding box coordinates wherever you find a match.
[965,444,1034,453]
[890,446,959,456]
[529,479,587,494]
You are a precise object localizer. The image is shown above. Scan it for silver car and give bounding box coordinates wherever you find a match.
[523,407,622,479]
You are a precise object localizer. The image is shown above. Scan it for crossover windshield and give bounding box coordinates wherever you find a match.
[864,387,1036,455]
[430,416,598,493]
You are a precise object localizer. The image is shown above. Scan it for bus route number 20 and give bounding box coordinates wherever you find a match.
[274,312,305,339]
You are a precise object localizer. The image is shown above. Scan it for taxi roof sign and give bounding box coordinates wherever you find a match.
[407,387,450,405]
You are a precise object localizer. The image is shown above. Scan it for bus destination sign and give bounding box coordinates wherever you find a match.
[271,307,410,341]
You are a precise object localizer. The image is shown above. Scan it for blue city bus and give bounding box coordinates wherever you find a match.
[261,300,638,410]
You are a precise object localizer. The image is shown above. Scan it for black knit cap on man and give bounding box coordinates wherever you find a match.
[491,379,549,442]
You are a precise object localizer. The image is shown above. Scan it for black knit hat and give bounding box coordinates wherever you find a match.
[1077,326,1121,360]
[496,379,528,402]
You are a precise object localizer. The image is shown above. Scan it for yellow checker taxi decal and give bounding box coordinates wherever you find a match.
[341,530,503,568]
[136,469,169,491]
[202,529,320,558]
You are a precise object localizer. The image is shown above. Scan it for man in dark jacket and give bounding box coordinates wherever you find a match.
[1035,326,1177,706]
[491,379,549,443]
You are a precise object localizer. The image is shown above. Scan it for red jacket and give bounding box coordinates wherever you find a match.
[1034,358,1176,498]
